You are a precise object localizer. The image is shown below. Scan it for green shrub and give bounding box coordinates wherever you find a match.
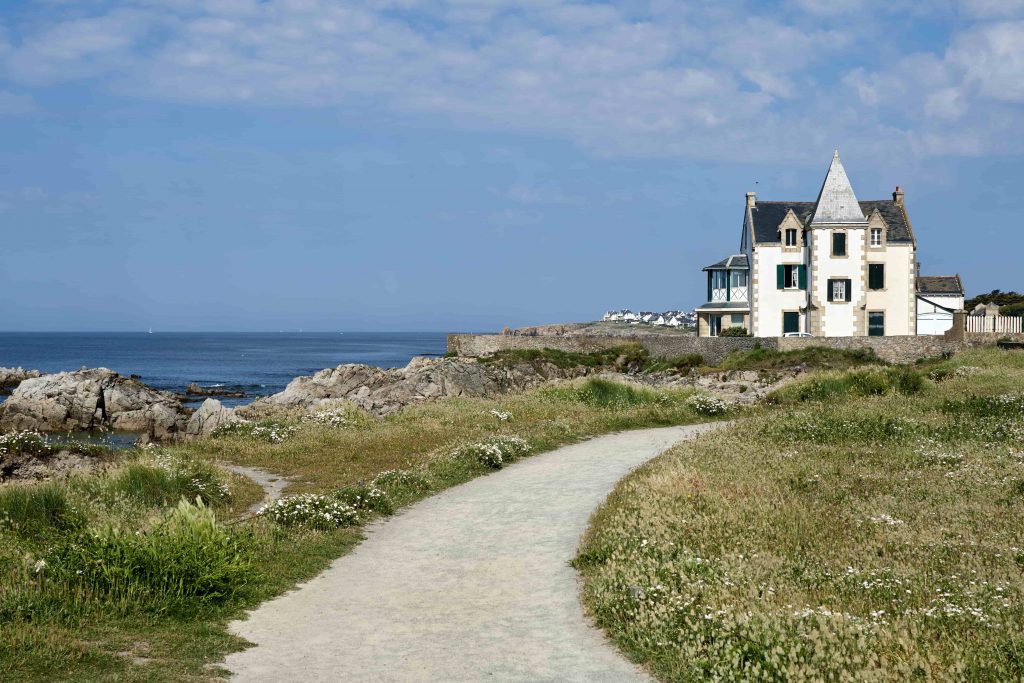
[718,326,750,337]
[0,430,52,457]
[0,483,85,538]
[645,353,704,374]
[102,456,231,507]
[450,435,532,469]
[550,378,661,408]
[48,499,252,611]
[333,485,394,516]
[770,367,924,404]
[257,494,361,530]
[479,344,651,372]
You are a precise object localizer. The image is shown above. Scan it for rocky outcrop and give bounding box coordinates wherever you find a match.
[186,398,241,439]
[245,356,584,417]
[1,449,102,482]
[0,369,189,441]
[0,367,41,395]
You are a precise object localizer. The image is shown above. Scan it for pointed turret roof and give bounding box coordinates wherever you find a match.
[810,150,866,224]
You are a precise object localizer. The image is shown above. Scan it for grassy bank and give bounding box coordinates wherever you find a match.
[576,348,1024,681]
[0,377,729,681]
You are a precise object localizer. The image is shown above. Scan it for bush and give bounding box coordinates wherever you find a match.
[0,483,85,538]
[686,394,729,416]
[479,344,651,373]
[0,431,51,457]
[718,326,750,337]
[771,367,924,404]
[451,435,532,469]
[371,469,432,495]
[333,485,393,516]
[645,353,704,374]
[48,499,252,611]
[102,455,231,507]
[257,494,360,530]
[554,378,658,408]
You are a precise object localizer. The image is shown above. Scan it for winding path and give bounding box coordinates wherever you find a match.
[225,423,722,682]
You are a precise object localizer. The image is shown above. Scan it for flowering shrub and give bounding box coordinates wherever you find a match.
[257,494,360,530]
[333,485,393,515]
[0,430,50,457]
[686,394,729,416]
[489,409,513,421]
[451,435,531,469]
[214,421,298,443]
[371,469,432,493]
[301,410,351,428]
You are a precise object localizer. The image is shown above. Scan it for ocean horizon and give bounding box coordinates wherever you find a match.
[0,332,451,407]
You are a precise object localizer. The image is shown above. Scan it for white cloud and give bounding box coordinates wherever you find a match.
[0,1,1022,160]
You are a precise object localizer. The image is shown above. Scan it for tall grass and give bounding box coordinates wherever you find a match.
[576,348,1024,681]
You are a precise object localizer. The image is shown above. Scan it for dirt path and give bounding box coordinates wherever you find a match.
[224,423,723,682]
[220,463,291,515]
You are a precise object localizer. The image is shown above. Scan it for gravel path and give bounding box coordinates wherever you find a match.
[225,423,722,682]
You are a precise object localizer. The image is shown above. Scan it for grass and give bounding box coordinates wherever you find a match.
[575,347,1024,681]
[715,345,884,371]
[477,343,883,377]
[0,376,727,681]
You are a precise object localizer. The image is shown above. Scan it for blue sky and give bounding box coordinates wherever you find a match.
[0,1,1021,331]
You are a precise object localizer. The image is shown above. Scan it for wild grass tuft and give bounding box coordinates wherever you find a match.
[0,483,85,538]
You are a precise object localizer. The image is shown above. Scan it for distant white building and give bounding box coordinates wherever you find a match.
[916,276,964,335]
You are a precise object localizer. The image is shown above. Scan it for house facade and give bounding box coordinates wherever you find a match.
[698,151,959,338]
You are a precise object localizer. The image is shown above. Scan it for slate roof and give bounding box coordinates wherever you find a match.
[917,275,964,296]
[811,151,866,224]
[703,254,749,271]
[749,200,914,245]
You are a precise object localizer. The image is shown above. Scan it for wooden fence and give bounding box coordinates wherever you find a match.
[966,315,1024,334]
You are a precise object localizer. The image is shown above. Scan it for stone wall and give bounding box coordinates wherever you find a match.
[447,331,1009,365]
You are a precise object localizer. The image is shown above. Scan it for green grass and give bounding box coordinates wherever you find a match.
[0,376,727,681]
[716,345,884,371]
[477,343,651,371]
[576,347,1024,681]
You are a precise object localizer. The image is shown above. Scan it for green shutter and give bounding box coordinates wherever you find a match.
[844,278,852,302]
[827,279,834,302]
[798,265,807,290]
[726,271,731,301]
[707,272,712,302]
[777,265,784,289]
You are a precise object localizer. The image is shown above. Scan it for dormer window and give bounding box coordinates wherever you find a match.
[785,228,798,247]
[870,227,882,247]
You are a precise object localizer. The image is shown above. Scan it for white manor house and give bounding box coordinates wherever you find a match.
[697,151,964,338]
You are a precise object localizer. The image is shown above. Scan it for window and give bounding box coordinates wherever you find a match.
[868,311,885,336]
[868,263,885,290]
[827,278,852,302]
[712,271,727,289]
[832,231,847,256]
[783,311,800,334]
[777,264,806,289]
[870,227,882,247]
[730,271,747,288]
[785,228,798,246]
[709,315,722,336]
[731,313,744,325]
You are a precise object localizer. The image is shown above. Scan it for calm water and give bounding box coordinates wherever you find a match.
[0,332,448,407]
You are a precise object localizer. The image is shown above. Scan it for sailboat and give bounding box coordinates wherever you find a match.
[148,327,153,334]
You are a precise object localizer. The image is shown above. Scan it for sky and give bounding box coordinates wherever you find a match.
[0,0,1022,332]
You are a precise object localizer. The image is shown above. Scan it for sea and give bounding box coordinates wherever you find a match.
[0,332,448,409]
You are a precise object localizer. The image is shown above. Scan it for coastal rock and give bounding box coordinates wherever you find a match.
[186,398,241,439]
[0,448,101,482]
[0,368,189,441]
[246,356,583,417]
[0,367,41,395]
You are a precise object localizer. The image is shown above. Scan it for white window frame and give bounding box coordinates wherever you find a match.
[731,271,747,288]
[785,228,798,247]
[870,227,882,247]
[832,279,846,301]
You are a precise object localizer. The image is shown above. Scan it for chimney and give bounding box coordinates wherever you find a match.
[746,191,757,208]
[893,185,904,207]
